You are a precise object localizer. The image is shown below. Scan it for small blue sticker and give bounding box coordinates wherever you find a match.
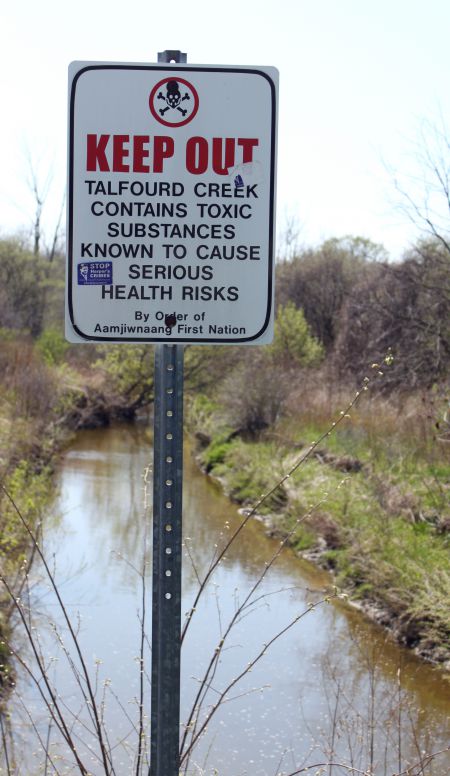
[78,262,113,285]
[234,174,244,188]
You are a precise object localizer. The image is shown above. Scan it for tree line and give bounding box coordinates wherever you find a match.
[277,234,450,391]
[0,230,449,408]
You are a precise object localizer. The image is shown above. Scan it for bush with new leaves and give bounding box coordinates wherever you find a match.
[221,303,323,435]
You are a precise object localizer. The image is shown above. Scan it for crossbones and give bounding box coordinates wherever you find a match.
[157,80,191,116]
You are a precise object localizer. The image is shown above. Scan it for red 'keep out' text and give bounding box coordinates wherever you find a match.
[86,135,259,175]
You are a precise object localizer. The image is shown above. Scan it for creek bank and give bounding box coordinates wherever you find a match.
[0,365,151,695]
[62,383,144,430]
[192,429,450,671]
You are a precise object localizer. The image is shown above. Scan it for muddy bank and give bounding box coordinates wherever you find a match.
[0,371,151,695]
[192,431,450,671]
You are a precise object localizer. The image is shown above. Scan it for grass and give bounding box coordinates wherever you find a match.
[0,336,83,691]
[202,437,290,513]
[188,381,450,664]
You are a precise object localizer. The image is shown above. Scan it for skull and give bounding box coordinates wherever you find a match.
[166,81,181,108]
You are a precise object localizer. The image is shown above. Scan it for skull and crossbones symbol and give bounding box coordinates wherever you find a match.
[157,80,191,117]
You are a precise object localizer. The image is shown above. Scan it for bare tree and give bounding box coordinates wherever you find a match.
[277,209,303,262]
[23,148,65,259]
[391,115,450,254]
[46,190,66,262]
[25,151,53,257]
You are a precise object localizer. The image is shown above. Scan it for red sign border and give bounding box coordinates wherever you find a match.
[149,76,199,128]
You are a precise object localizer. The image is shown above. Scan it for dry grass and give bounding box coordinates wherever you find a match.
[284,368,450,462]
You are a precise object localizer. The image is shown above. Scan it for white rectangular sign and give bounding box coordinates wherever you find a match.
[66,61,278,344]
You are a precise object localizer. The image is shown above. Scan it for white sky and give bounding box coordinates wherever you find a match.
[1,0,450,259]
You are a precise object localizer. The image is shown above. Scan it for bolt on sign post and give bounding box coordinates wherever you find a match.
[66,49,278,776]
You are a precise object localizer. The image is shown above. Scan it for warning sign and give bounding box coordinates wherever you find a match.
[66,61,278,344]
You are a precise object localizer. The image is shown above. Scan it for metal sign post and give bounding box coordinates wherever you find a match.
[149,45,186,776]
[150,341,183,776]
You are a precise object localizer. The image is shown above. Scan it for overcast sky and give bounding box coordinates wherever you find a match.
[1,0,449,259]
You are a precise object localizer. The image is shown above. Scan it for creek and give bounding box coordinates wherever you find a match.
[6,422,450,775]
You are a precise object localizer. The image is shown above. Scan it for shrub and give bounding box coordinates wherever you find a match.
[269,302,324,367]
[0,239,46,336]
[220,353,290,436]
[37,327,69,365]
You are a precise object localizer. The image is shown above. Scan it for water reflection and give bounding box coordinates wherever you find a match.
[5,422,450,775]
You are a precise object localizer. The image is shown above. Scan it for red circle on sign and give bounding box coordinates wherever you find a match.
[149,77,199,128]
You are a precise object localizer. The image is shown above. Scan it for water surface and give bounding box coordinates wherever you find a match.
[7,422,449,775]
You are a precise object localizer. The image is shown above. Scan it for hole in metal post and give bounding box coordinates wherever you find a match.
[166,433,173,440]
[167,364,174,372]
[165,523,172,531]
[165,569,172,577]
[165,592,172,600]
[166,479,173,486]
[166,410,173,417]
[166,456,173,463]
[165,502,173,509]
[167,388,174,395]
[165,547,172,555]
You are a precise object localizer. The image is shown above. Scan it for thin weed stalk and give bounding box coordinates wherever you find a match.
[181,366,386,646]
[283,746,450,774]
[181,593,339,772]
[14,694,60,776]
[1,586,89,774]
[136,547,148,776]
[1,485,113,775]
[180,363,392,771]
[0,712,12,776]
[135,464,152,776]
[179,491,340,767]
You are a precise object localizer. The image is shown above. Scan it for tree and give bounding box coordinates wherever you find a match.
[0,239,46,336]
[276,236,386,349]
[95,345,155,417]
[24,150,66,260]
[335,239,450,389]
[276,210,303,262]
[391,116,450,255]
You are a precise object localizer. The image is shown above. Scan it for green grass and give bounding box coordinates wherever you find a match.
[189,390,450,661]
